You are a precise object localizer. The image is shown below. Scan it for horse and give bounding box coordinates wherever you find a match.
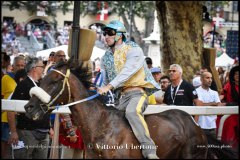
[24,61,236,159]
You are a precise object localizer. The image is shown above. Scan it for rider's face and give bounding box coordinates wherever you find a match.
[103,29,116,47]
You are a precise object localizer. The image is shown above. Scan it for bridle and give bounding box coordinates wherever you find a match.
[39,68,71,113]
[32,68,109,115]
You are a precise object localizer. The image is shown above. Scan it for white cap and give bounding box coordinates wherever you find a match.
[192,76,202,88]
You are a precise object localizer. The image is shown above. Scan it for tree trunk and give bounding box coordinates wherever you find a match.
[122,13,142,45]
[122,12,150,55]
[156,1,203,82]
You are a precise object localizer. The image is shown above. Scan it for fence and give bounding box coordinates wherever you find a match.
[2,99,238,158]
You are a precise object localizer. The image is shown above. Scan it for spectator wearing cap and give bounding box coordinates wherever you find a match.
[150,67,162,84]
[192,76,202,88]
[149,67,164,104]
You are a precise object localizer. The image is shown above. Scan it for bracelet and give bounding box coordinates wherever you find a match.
[67,129,76,137]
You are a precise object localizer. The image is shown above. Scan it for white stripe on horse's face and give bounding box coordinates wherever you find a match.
[29,86,51,103]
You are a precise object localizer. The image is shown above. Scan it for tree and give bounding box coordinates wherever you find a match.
[3,1,155,53]
[156,1,203,82]
[2,1,73,16]
[81,1,156,54]
[155,1,230,82]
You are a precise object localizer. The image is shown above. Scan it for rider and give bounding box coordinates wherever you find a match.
[98,20,160,159]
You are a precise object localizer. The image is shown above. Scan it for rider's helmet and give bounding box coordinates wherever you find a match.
[103,20,127,42]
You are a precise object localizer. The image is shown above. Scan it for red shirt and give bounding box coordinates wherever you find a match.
[58,116,84,149]
[216,82,239,149]
[59,128,85,149]
[223,82,239,103]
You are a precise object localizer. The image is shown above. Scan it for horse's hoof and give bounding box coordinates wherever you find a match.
[146,154,159,159]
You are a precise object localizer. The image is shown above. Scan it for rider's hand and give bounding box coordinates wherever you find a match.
[8,131,19,145]
[97,84,113,95]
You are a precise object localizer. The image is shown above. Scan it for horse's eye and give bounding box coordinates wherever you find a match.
[51,80,58,85]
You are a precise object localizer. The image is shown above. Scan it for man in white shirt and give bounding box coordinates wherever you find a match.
[195,71,222,137]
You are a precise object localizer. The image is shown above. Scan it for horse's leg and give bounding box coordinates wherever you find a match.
[146,115,186,158]
[181,121,208,159]
[205,131,239,159]
[181,135,208,159]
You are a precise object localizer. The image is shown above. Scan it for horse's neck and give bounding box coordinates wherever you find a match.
[70,79,107,140]
[71,100,108,143]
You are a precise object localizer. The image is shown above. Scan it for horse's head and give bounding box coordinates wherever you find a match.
[25,61,72,120]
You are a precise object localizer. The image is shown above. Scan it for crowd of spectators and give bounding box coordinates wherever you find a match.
[1,19,239,158]
[203,31,226,57]
[2,20,26,55]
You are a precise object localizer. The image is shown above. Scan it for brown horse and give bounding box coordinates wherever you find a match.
[25,61,209,158]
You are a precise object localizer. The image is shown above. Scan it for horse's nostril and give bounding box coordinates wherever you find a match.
[25,107,31,112]
[25,105,33,113]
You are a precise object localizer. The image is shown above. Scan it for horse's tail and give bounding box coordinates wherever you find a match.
[205,132,238,159]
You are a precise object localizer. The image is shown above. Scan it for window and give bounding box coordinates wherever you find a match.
[233,1,238,12]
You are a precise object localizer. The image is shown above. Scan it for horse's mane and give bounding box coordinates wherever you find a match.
[53,60,92,89]
[54,61,124,114]
[56,61,112,105]
[70,62,93,90]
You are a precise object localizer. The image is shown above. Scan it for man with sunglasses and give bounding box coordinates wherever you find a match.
[163,64,202,108]
[97,20,160,159]
[8,57,53,159]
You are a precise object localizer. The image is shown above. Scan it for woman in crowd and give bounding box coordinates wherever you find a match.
[216,65,239,151]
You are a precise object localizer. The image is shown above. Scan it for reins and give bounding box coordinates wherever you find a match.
[50,93,100,110]
[46,69,71,108]
[41,68,100,112]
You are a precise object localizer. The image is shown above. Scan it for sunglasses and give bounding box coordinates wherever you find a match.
[103,29,117,36]
[168,69,177,73]
[56,55,66,58]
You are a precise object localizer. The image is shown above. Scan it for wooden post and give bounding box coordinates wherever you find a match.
[202,48,223,93]
[49,113,60,159]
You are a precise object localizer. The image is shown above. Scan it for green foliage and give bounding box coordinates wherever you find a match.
[2,1,73,16]
[58,1,73,15]
[3,1,230,19]
[202,1,230,19]
[80,1,155,19]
